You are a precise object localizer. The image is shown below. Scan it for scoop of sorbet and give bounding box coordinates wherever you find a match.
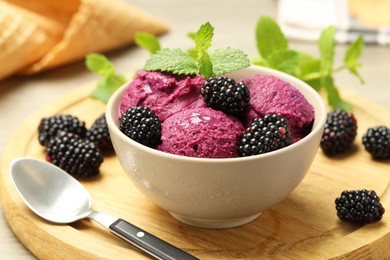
[241,74,315,142]
[119,70,206,122]
[157,107,245,158]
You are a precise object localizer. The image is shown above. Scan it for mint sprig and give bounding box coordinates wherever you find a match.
[85,53,127,103]
[210,48,251,75]
[344,35,364,84]
[256,16,288,60]
[253,16,365,110]
[144,22,250,78]
[144,48,198,75]
[134,32,161,54]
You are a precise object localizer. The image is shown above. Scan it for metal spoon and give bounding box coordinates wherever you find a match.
[10,157,197,260]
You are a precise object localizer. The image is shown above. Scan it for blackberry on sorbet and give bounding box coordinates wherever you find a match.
[201,76,250,115]
[119,106,161,148]
[320,109,357,155]
[335,189,385,224]
[238,114,292,156]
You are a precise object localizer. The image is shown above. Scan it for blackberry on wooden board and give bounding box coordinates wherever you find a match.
[362,126,390,159]
[335,189,385,224]
[38,114,87,146]
[86,113,114,153]
[45,132,103,178]
[320,109,357,155]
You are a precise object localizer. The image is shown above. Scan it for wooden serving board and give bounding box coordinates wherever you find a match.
[1,83,390,259]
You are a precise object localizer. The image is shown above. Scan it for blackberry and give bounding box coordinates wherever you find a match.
[119,106,161,148]
[38,114,87,146]
[320,109,357,155]
[238,114,292,156]
[45,132,103,178]
[335,189,385,224]
[362,126,390,159]
[201,76,250,115]
[86,113,114,153]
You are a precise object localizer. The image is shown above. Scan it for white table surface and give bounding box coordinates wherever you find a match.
[1,0,389,259]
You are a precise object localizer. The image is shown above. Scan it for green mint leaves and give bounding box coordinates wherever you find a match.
[256,16,288,60]
[210,48,252,76]
[318,26,335,77]
[253,16,365,110]
[143,22,250,78]
[345,35,365,84]
[194,22,214,78]
[134,32,161,54]
[86,19,364,107]
[144,48,199,75]
[85,53,127,103]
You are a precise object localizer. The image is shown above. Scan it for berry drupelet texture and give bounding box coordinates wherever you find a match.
[335,189,385,224]
[201,76,250,115]
[86,113,114,153]
[45,132,103,178]
[38,114,87,146]
[320,109,357,155]
[238,114,292,156]
[119,106,161,148]
[362,125,390,159]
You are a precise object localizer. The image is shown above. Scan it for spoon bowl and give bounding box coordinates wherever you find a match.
[11,157,91,223]
[10,157,197,260]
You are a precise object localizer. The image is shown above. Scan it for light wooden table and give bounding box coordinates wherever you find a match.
[1,0,389,258]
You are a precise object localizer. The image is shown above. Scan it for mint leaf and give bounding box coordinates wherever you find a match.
[297,53,322,91]
[295,53,321,78]
[210,48,250,75]
[187,32,196,41]
[253,16,365,110]
[135,32,161,54]
[144,48,198,75]
[194,22,214,54]
[198,52,213,78]
[193,22,214,78]
[187,48,197,59]
[266,50,299,75]
[318,26,335,77]
[187,33,197,59]
[305,78,322,92]
[322,76,352,110]
[86,53,127,103]
[256,16,288,59]
[86,53,114,76]
[344,35,364,83]
[251,56,269,67]
[92,74,127,103]
[144,22,250,78]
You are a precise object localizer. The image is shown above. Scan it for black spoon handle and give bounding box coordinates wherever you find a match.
[109,219,198,260]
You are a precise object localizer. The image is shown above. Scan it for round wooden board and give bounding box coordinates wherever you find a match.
[1,83,390,259]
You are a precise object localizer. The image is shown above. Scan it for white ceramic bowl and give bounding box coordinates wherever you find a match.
[106,66,327,229]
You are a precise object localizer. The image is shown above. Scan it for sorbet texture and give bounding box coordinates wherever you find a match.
[119,71,315,158]
[241,74,315,141]
[157,107,245,158]
[119,70,206,121]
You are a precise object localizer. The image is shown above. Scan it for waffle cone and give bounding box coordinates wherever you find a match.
[20,0,169,74]
[348,0,390,27]
[0,2,62,79]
